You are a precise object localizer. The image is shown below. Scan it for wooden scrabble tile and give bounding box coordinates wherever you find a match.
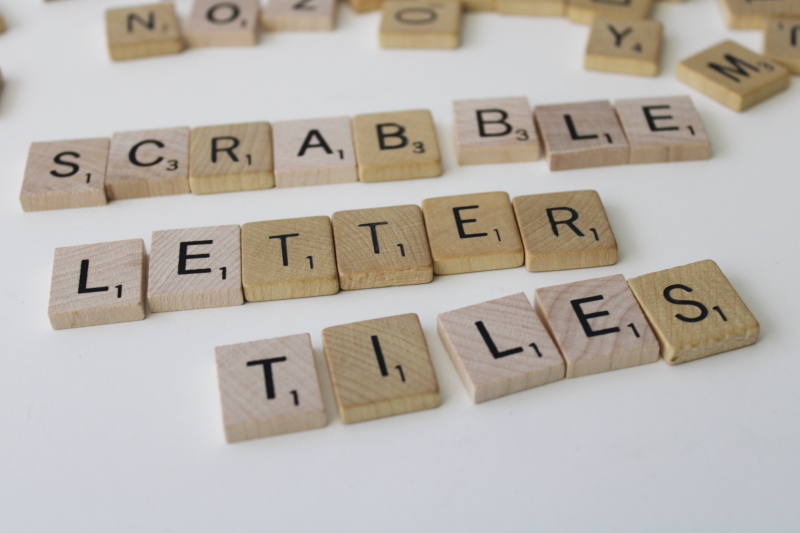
[331,205,433,290]
[105,3,183,61]
[512,190,617,272]
[379,1,462,49]
[148,225,244,312]
[614,95,711,164]
[20,138,109,212]
[453,96,541,165]
[628,260,759,365]
[262,0,337,31]
[272,117,357,187]
[437,293,565,403]
[421,191,524,275]
[347,0,384,13]
[718,0,800,29]
[567,0,653,24]
[676,40,790,112]
[189,122,274,194]
[216,333,327,442]
[184,0,259,47]
[764,18,800,74]
[534,274,660,378]
[241,216,339,302]
[584,18,662,76]
[494,0,566,16]
[533,100,629,171]
[322,314,440,423]
[351,109,442,182]
[48,239,146,330]
[106,127,190,200]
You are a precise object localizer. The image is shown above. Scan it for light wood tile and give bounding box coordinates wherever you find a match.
[322,313,440,423]
[512,190,617,272]
[242,216,339,302]
[764,18,800,74]
[567,0,653,24]
[347,0,384,12]
[48,239,146,330]
[534,274,660,378]
[352,109,442,182]
[533,100,629,171]
[273,117,357,187]
[628,260,759,365]
[379,1,462,49]
[584,18,662,76]
[676,40,790,112]
[453,96,540,165]
[216,333,326,442]
[106,127,190,200]
[494,0,565,17]
[20,138,109,212]
[184,0,260,47]
[189,122,274,194]
[262,0,337,31]
[148,225,244,312]
[437,293,565,403]
[718,0,800,29]
[615,95,711,164]
[331,204,433,290]
[421,191,523,275]
[105,3,183,61]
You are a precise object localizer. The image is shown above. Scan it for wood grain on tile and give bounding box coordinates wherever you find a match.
[262,0,337,31]
[48,239,146,329]
[534,274,660,378]
[567,0,653,24]
[184,0,260,47]
[322,313,440,423]
[584,18,662,76]
[494,0,565,17]
[764,18,800,74]
[718,0,800,29]
[379,1,462,49]
[105,3,183,60]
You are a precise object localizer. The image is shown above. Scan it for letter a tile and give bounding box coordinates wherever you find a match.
[614,96,711,164]
[627,260,759,365]
[48,239,146,330]
[422,191,524,275]
[322,314,440,424]
[242,216,339,302]
[584,18,662,77]
[20,138,109,212]
[352,109,442,182]
[262,0,338,31]
[216,333,327,442]
[379,1,462,49]
[763,19,800,75]
[272,116,358,187]
[105,3,184,61]
[184,0,260,47]
[453,96,540,165]
[676,40,790,111]
[189,122,274,194]
[534,100,629,171]
[534,274,660,378]
[437,293,565,403]
[331,205,433,290]
[512,190,617,272]
[106,127,190,200]
[148,225,244,312]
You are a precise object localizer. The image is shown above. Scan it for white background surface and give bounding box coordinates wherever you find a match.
[1,0,798,531]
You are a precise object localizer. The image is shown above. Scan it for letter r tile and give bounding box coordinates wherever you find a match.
[216,333,327,443]
[534,274,659,378]
[437,293,565,403]
[148,225,244,312]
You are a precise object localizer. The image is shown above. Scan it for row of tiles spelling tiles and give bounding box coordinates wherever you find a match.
[20,95,711,212]
[217,261,759,442]
[48,189,619,329]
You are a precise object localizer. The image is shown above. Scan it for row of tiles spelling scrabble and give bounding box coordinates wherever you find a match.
[47,189,620,329]
[216,260,759,442]
[20,95,710,212]
[108,0,668,60]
